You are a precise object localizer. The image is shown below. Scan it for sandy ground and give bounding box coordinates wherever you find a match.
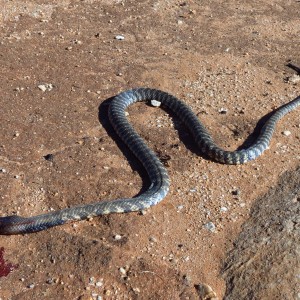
[0,1,299,299]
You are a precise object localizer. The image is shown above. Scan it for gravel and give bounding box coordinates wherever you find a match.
[204,222,216,232]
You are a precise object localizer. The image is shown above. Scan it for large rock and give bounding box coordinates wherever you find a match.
[223,167,300,300]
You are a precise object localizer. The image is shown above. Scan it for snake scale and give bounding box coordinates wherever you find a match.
[0,88,299,234]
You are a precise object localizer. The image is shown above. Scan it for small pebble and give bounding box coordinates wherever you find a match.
[133,287,140,293]
[151,100,161,107]
[95,281,103,287]
[38,84,47,92]
[282,130,291,136]
[14,87,24,92]
[114,234,122,240]
[149,236,157,243]
[231,189,240,196]
[204,222,216,232]
[44,154,54,161]
[183,274,191,286]
[177,205,184,211]
[89,277,95,284]
[27,284,35,289]
[218,108,228,114]
[115,35,125,40]
[0,168,6,173]
[119,267,127,275]
[220,206,228,212]
[38,83,53,92]
[46,278,54,284]
[195,283,218,300]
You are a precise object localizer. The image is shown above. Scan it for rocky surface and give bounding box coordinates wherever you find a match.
[223,168,300,300]
[0,0,299,299]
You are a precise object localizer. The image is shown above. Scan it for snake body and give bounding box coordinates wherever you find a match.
[0,88,299,234]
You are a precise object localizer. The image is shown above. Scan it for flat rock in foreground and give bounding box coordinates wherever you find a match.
[223,167,300,300]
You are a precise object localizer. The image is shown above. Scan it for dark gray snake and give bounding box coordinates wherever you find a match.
[0,88,299,234]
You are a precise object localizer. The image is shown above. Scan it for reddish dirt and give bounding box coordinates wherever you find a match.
[0,1,299,299]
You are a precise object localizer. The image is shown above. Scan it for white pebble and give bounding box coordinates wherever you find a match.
[89,277,95,284]
[177,205,184,211]
[282,130,291,136]
[38,84,47,92]
[0,168,6,173]
[151,100,161,107]
[114,234,122,240]
[133,287,140,293]
[115,35,125,40]
[149,236,157,243]
[38,83,53,92]
[27,284,35,289]
[220,206,228,212]
[119,267,127,275]
[204,222,216,232]
[95,281,103,287]
[218,107,228,114]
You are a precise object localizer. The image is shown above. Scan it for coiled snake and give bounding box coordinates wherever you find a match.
[0,88,299,234]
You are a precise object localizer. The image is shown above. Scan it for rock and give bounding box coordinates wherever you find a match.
[150,99,161,107]
[204,222,216,232]
[195,283,218,300]
[223,168,300,299]
[282,130,291,136]
[115,35,125,40]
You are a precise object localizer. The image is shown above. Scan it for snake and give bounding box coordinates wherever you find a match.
[0,88,299,234]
